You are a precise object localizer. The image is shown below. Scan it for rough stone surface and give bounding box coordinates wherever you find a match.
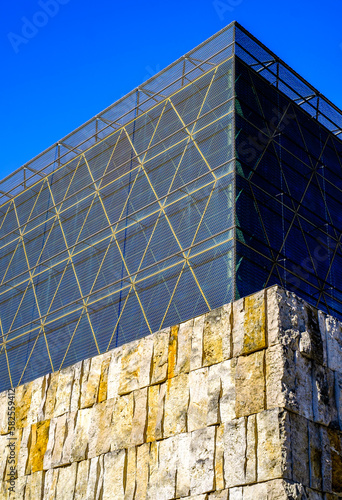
[2,285,342,499]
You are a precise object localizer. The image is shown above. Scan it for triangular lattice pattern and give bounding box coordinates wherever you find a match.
[0,58,235,390]
[235,59,342,319]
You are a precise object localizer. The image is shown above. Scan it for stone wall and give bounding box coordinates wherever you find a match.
[0,286,342,499]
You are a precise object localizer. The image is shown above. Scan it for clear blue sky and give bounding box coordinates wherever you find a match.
[1,0,342,180]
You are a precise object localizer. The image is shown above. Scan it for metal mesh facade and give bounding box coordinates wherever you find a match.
[1,22,342,390]
[235,58,342,318]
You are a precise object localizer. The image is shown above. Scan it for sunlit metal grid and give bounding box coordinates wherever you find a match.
[0,56,235,390]
[1,21,342,391]
[1,22,342,205]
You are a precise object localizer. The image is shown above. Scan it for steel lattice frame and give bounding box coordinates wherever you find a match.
[0,57,234,390]
[1,22,342,390]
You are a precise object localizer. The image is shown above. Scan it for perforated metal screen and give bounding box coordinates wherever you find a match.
[1,22,342,391]
[0,56,234,390]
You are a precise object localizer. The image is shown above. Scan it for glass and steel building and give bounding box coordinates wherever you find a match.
[1,22,341,391]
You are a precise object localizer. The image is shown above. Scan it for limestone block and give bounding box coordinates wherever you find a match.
[235,350,265,417]
[229,487,243,500]
[23,472,44,500]
[177,432,191,498]
[44,372,59,420]
[313,364,338,427]
[321,426,333,494]
[107,347,122,400]
[305,488,324,500]
[151,328,170,384]
[336,372,342,430]
[124,446,136,500]
[243,482,268,500]
[215,425,225,491]
[223,417,246,488]
[43,468,59,500]
[147,441,159,500]
[0,434,9,483]
[135,443,150,500]
[219,359,236,423]
[175,318,192,375]
[183,495,208,500]
[86,455,104,500]
[15,382,32,429]
[157,435,178,500]
[74,459,89,499]
[203,304,232,367]
[266,286,284,346]
[71,407,92,462]
[232,297,244,356]
[246,414,257,484]
[80,355,102,408]
[325,315,342,373]
[98,353,111,403]
[318,310,328,367]
[28,375,48,423]
[17,425,30,476]
[266,344,287,409]
[257,408,291,482]
[190,315,205,371]
[131,387,148,446]
[299,305,324,366]
[43,413,67,469]
[207,365,221,426]
[267,338,313,418]
[70,361,82,413]
[327,428,342,495]
[308,421,323,491]
[208,490,228,499]
[243,290,266,354]
[146,384,165,442]
[203,308,223,366]
[243,479,306,499]
[290,412,309,485]
[88,399,112,458]
[55,462,77,500]
[190,426,215,495]
[103,449,126,500]
[60,411,77,465]
[164,373,189,437]
[54,366,74,418]
[16,476,27,500]
[28,419,50,473]
[283,480,319,499]
[188,367,208,431]
[294,350,313,420]
[119,336,153,394]
[267,286,306,345]
[0,391,8,435]
[168,325,178,380]
[111,393,133,450]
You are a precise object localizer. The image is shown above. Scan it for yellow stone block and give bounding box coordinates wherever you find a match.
[242,292,266,354]
[168,325,179,380]
[98,355,111,403]
[235,350,265,418]
[15,382,32,429]
[29,419,50,473]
